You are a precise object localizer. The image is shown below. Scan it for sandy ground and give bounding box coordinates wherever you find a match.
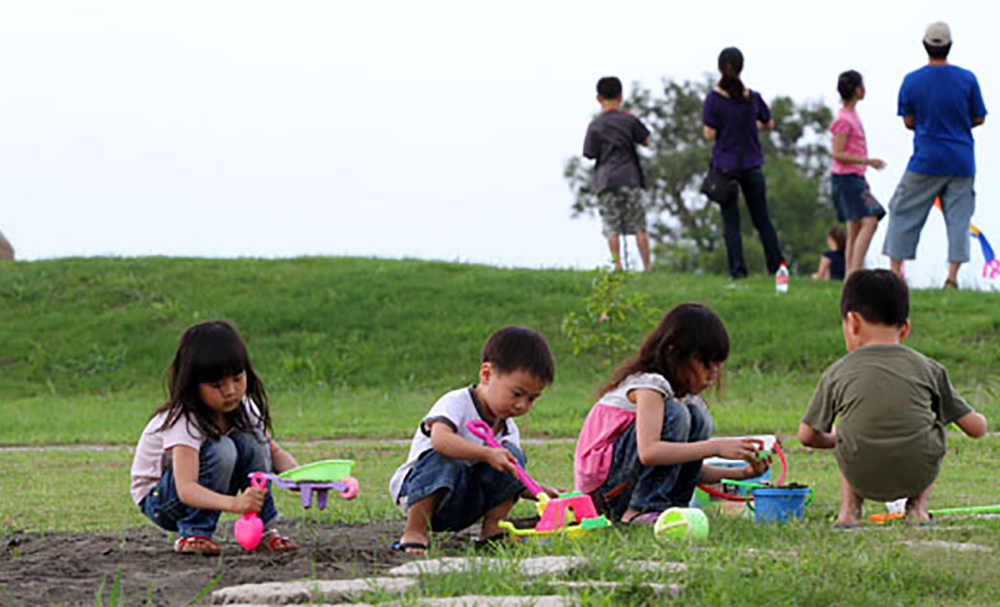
[0,519,473,605]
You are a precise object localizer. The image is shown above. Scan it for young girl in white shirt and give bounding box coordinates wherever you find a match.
[574,303,770,523]
[130,320,299,554]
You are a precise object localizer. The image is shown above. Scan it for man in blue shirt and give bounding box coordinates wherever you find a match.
[882,22,987,289]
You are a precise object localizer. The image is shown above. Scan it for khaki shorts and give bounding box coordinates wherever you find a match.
[598,187,647,236]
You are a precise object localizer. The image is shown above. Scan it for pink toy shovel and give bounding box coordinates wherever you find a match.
[234,472,266,550]
[465,420,550,511]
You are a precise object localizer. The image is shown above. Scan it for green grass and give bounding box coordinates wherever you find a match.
[1,257,997,444]
[2,256,1000,604]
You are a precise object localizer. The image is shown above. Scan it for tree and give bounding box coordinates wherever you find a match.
[566,78,836,274]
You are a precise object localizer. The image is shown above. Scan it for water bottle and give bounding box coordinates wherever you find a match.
[775,263,789,294]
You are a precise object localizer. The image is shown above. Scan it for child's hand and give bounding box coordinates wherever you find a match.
[233,486,266,514]
[868,158,887,170]
[741,455,771,479]
[483,447,518,474]
[713,437,764,461]
[542,485,563,499]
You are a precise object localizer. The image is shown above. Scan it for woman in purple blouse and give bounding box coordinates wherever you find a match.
[702,47,785,279]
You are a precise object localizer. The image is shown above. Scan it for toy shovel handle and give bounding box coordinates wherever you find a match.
[250,471,267,489]
[465,420,545,498]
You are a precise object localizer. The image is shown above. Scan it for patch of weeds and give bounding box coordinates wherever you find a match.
[94,567,123,607]
[186,566,225,605]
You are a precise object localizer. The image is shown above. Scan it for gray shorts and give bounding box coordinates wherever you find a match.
[881,171,975,263]
[597,186,647,237]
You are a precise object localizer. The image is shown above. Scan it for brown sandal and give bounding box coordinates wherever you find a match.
[258,529,297,552]
[174,535,221,555]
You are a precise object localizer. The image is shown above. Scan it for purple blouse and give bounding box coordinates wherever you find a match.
[703,90,770,171]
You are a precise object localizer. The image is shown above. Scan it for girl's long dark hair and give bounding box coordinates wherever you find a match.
[153,320,272,440]
[718,47,747,102]
[599,303,730,398]
[828,225,847,253]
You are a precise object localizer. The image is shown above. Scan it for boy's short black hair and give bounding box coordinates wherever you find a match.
[596,76,623,100]
[482,326,555,384]
[924,42,951,59]
[840,269,909,328]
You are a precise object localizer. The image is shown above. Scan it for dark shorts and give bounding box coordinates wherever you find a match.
[831,173,885,222]
[398,446,527,532]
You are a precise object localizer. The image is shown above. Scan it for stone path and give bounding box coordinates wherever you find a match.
[212,556,686,605]
[898,540,993,553]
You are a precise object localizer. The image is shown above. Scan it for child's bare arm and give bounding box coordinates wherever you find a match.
[634,390,762,465]
[269,439,299,474]
[955,411,988,438]
[798,422,836,449]
[429,422,517,474]
[171,446,265,514]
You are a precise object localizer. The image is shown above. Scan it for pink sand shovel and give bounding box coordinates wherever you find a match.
[465,420,549,510]
[234,472,266,550]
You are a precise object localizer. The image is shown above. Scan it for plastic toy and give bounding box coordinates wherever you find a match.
[234,472,266,550]
[869,504,1000,524]
[720,478,814,524]
[697,438,787,504]
[251,460,359,510]
[464,420,611,542]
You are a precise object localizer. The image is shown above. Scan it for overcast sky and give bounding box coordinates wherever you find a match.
[0,0,996,289]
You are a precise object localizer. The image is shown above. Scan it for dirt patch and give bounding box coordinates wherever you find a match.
[0,519,477,605]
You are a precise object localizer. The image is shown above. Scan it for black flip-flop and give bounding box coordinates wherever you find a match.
[392,540,429,554]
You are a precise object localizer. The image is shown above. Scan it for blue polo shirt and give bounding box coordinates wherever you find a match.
[898,64,987,177]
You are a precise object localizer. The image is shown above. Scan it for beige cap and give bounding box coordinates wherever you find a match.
[924,21,951,47]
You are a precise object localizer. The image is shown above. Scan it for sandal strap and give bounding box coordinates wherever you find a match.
[174,535,220,553]
[261,529,297,551]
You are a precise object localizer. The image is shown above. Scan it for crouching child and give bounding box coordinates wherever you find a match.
[389,326,558,553]
[798,270,988,526]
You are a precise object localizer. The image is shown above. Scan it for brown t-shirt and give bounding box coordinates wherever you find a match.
[802,344,972,501]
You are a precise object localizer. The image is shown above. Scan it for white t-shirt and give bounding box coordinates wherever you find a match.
[129,399,264,505]
[388,386,521,508]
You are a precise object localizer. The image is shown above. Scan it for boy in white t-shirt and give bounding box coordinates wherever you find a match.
[389,326,557,554]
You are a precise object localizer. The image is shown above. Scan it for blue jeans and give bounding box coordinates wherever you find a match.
[140,429,277,539]
[592,398,714,520]
[719,167,785,277]
[399,445,527,532]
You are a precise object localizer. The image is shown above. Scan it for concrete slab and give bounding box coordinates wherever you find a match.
[616,560,688,573]
[742,548,798,559]
[386,596,570,606]
[899,540,992,553]
[388,556,588,578]
[212,577,415,604]
[550,580,682,598]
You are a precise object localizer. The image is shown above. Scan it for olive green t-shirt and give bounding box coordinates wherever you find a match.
[802,344,972,501]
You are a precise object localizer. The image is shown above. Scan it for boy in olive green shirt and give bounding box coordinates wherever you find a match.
[799,270,988,526]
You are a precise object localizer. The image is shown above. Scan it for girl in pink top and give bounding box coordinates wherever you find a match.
[573,304,770,523]
[130,320,300,554]
[830,70,887,276]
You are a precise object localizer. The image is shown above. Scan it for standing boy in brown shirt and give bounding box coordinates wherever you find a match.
[799,269,987,526]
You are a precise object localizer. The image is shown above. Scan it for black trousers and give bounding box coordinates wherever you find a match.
[719,167,785,278]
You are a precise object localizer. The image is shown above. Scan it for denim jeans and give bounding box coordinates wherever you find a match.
[592,398,714,520]
[140,428,277,539]
[719,167,785,277]
[398,445,527,532]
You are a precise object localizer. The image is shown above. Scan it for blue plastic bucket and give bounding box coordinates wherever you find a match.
[751,487,812,524]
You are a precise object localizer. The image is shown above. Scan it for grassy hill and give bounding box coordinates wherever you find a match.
[1,257,997,444]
